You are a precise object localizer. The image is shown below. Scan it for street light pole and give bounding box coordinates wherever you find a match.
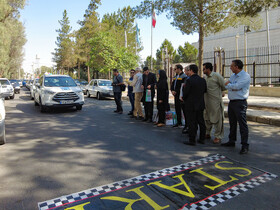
[235,33,239,59]
[36,54,40,75]
[244,26,251,72]
[266,9,272,86]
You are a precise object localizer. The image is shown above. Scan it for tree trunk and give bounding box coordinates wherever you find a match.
[78,59,80,79]
[87,65,90,83]
[198,4,204,77]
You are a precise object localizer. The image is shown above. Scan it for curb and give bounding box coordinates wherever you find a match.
[122,96,280,127]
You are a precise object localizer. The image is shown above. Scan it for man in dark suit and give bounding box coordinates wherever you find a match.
[141,67,157,122]
[183,64,207,145]
[171,64,187,128]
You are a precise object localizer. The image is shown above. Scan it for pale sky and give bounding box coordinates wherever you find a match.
[20,0,199,73]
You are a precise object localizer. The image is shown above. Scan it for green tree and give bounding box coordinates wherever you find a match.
[76,0,101,82]
[88,31,137,76]
[34,66,53,78]
[53,10,75,75]
[102,6,141,56]
[177,42,198,63]
[134,0,278,75]
[156,39,177,65]
[0,0,26,78]
[144,56,157,72]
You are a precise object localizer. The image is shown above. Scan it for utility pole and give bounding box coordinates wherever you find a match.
[266,9,272,86]
[244,26,251,72]
[235,33,239,59]
[36,54,40,75]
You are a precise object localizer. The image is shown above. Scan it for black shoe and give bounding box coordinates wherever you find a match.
[184,141,196,146]
[173,124,179,128]
[114,110,118,113]
[221,142,235,147]
[142,118,148,122]
[198,140,205,144]
[128,112,133,115]
[240,147,249,154]
[182,128,189,134]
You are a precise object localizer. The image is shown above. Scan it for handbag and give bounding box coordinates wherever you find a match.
[116,76,126,91]
[145,89,152,102]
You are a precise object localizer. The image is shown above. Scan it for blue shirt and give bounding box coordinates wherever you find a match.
[226,70,251,100]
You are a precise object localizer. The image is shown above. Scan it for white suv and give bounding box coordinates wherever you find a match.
[34,75,84,112]
[0,78,14,99]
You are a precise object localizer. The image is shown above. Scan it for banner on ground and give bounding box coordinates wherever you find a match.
[38,154,277,210]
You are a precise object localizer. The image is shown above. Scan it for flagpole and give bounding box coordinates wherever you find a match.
[151,0,154,71]
[135,21,138,56]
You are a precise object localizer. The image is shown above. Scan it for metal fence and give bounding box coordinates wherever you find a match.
[203,45,280,86]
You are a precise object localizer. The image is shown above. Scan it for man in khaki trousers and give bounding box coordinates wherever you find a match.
[131,67,144,120]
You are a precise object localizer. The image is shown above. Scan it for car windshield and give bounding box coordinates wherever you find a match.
[9,80,17,83]
[99,81,111,86]
[0,80,10,85]
[79,80,88,85]
[44,77,77,87]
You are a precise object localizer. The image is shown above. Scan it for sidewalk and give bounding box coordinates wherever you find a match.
[123,92,280,127]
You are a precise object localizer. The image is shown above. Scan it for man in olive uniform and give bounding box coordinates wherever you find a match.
[203,62,226,144]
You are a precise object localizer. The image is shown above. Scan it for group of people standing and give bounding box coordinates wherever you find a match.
[112,59,251,155]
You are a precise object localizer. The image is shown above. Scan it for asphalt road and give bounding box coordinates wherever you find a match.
[0,88,279,210]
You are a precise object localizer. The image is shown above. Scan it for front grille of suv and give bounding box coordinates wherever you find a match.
[53,92,79,102]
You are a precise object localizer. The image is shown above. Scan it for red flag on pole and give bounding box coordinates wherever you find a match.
[152,11,156,28]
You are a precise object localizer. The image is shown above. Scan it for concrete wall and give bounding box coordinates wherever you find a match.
[250,87,280,97]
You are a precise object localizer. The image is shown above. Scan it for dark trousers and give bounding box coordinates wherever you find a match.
[128,92,135,112]
[144,100,154,120]
[228,100,249,147]
[182,102,189,129]
[158,103,165,124]
[175,96,185,125]
[187,110,206,142]
[114,92,123,112]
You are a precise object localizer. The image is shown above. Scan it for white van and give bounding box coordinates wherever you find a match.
[34,75,84,112]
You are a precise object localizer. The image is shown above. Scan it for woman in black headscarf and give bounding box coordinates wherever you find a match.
[156,70,169,127]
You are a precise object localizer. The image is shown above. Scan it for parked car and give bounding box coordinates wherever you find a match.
[9,80,21,94]
[30,78,39,100]
[74,79,88,95]
[86,79,113,100]
[22,79,27,87]
[26,80,33,90]
[11,81,20,94]
[0,78,14,99]
[34,75,84,112]
[0,91,6,145]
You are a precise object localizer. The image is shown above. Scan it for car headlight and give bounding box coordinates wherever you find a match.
[44,90,55,95]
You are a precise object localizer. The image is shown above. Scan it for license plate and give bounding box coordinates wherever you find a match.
[60,100,74,104]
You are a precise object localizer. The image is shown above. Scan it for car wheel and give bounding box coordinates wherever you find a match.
[87,91,91,98]
[97,92,101,100]
[0,127,6,145]
[39,98,46,113]
[10,94,14,99]
[76,105,82,111]
[34,99,39,106]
